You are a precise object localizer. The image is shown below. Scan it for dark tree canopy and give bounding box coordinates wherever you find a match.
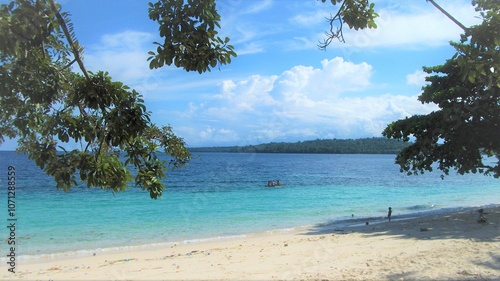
[147,0,237,73]
[0,0,191,199]
[383,0,500,178]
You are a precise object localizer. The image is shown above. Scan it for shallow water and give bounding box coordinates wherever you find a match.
[0,151,498,258]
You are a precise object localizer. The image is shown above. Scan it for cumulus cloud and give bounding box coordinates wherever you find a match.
[177,57,437,146]
[406,70,428,86]
[215,75,279,110]
[278,58,372,98]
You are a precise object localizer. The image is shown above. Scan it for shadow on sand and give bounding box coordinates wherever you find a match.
[303,206,500,279]
[305,206,500,242]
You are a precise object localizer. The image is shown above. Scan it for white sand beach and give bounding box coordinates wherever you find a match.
[3,206,499,280]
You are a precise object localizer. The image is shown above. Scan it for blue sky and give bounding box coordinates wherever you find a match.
[1,0,482,149]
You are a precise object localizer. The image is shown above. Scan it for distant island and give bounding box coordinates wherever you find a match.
[190,137,411,154]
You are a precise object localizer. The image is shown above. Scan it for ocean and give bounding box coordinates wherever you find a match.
[0,151,498,259]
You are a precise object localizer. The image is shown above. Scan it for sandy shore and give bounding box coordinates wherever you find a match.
[3,206,499,280]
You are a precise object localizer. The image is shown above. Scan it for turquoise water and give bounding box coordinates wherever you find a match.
[0,151,499,258]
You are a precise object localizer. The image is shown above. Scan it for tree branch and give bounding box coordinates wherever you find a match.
[427,0,468,32]
[318,0,347,50]
[61,57,77,70]
[48,0,90,119]
[47,0,90,81]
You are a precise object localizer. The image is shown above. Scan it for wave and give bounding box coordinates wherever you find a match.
[404,204,436,211]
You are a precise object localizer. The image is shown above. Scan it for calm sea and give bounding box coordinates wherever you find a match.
[0,151,498,258]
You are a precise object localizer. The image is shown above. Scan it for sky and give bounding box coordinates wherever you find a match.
[1,0,483,149]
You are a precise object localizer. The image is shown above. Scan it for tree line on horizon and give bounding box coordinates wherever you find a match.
[190,138,411,154]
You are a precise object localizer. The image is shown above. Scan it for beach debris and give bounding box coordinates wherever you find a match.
[106,258,137,265]
[187,250,199,256]
[457,269,480,277]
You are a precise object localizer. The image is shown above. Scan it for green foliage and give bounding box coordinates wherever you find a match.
[0,0,191,199]
[319,0,378,49]
[147,0,236,73]
[383,0,500,178]
[191,138,410,154]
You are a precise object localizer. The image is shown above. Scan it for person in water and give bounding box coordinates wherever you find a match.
[388,207,392,221]
[267,180,282,187]
[478,208,487,223]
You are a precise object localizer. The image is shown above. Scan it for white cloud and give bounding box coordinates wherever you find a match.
[84,31,156,83]
[220,1,480,55]
[406,70,428,86]
[235,42,265,55]
[73,1,468,147]
[177,57,437,146]
[277,57,372,101]
[82,30,229,101]
[198,126,239,143]
[290,10,330,26]
[288,36,319,50]
[214,75,279,111]
[335,3,481,50]
[245,0,273,14]
[272,1,482,53]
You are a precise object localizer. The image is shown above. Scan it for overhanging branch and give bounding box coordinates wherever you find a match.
[427,0,468,32]
[48,0,90,81]
[318,0,347,50]
[48,0,90,119]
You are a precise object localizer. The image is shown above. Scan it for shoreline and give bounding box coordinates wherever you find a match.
[9,203,498,261]
[3,204,499,280]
